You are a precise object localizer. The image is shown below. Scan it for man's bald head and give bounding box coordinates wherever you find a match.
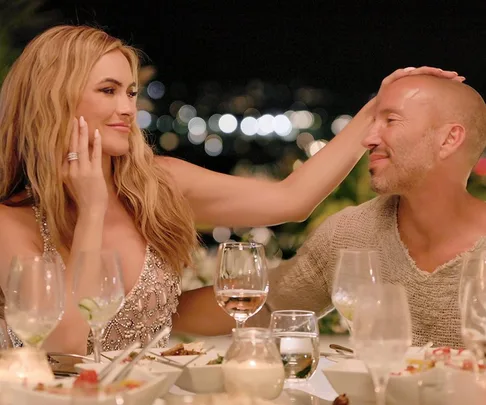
[385,75,486,165]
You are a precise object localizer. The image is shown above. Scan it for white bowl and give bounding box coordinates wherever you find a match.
[5,363,169,405]
[174,350,225,394]
[322,358,472,405]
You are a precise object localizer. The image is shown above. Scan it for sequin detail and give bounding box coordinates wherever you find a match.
[9,205,181,352]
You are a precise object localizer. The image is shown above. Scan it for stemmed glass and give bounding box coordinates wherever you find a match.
[73,250,125,363]
[352,284,412,405]
[5,254,64,349]
[460,250,486,307]
[461,275,486,383]
[214,242,269,329]
[331,249,381,333]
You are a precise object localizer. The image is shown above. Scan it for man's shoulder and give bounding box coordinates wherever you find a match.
[307,195,397,246]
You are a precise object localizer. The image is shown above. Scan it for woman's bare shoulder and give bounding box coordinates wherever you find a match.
[0,204,40,245]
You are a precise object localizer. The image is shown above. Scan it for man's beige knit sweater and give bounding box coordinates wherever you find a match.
[253,195,485,348]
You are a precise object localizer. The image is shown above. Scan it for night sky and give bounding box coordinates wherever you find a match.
[39,1,486,96]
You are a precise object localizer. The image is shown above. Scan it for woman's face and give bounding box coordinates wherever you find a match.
[76,50,138,156]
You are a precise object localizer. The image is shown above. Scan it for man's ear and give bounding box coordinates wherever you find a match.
[438,123,466,160]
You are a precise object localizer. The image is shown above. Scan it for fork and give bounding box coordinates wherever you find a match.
[98,341,141,383]
[108,326,171,384]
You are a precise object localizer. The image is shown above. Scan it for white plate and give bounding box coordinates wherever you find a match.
[5,363,169,405]
[174,350,225,394]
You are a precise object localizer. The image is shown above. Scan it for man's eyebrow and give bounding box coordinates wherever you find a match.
[379,107,403,115]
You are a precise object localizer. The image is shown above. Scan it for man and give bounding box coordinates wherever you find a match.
[254,73,486,348]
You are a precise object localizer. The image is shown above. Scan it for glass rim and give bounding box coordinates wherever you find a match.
[270,310,316,318]
[219,241,264,249]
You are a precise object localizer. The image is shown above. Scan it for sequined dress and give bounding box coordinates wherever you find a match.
[8,205,181,351]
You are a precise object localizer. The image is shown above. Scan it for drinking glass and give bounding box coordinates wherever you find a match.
[73,250,125,363]
[352,284,412,405]
[5,254,64,349]
[331,249,381,333]
[214,242,268,328]
[460,250,486,307]
[270,310,319,381]
[222,327,285,400]
[461,276,486,385]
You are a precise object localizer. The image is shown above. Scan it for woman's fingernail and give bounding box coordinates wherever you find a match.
[79,116,86,126]
[94,129,100,138]
[404,67,416,72]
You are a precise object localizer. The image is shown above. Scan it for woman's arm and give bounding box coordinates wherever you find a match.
[172,286,235,335]
[160,100,373,227]
[160,67,463,228]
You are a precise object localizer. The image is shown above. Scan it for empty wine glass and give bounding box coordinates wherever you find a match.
[461,276,486,385]
[214,242,269,328]
[73,250,125,363]
[5,254,64,349]
[460,250,486,308]
[331,249,381,333]
[352,283,412,405]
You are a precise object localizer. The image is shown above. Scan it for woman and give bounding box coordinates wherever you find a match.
[0,25,461,354]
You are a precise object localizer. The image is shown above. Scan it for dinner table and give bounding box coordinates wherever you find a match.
[162,333,351,405]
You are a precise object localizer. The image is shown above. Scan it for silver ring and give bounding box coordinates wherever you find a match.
[67,152,79,162]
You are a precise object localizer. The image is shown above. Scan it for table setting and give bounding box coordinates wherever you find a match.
[1,245,486,405]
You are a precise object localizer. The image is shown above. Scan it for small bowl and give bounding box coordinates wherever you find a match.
[174,350,224,394]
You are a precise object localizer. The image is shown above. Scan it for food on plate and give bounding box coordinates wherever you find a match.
[34,369,144,396]
[392,347,485,376]
[161,342,205,356]
[123,352,156,363]
[333,393,349,405]
[206,354,224,365]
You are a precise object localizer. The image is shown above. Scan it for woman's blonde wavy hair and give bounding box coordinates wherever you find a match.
[0,25,197,273]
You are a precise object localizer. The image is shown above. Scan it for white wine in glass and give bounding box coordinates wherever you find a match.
[332,249,381,331]
[214,242,269,328]
[73,250,125,362]
[5,254,64,349]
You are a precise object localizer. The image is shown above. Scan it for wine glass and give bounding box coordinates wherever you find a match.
[461,276,486,384]
[5,254,64,349]
[460,250,486,308]
[352,283,412,405]
[214,242,268,328]
[72,250,125,363]
[270,310,320,381]
[331,248,381,333]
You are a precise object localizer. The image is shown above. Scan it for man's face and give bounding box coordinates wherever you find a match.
[362,80,440,195]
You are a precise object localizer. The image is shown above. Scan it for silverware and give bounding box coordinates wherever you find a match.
[98,341,141,384]
[320,351,353,358]
[109,326,171,384]
[47,352,96,363]
[329,343,354,354]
